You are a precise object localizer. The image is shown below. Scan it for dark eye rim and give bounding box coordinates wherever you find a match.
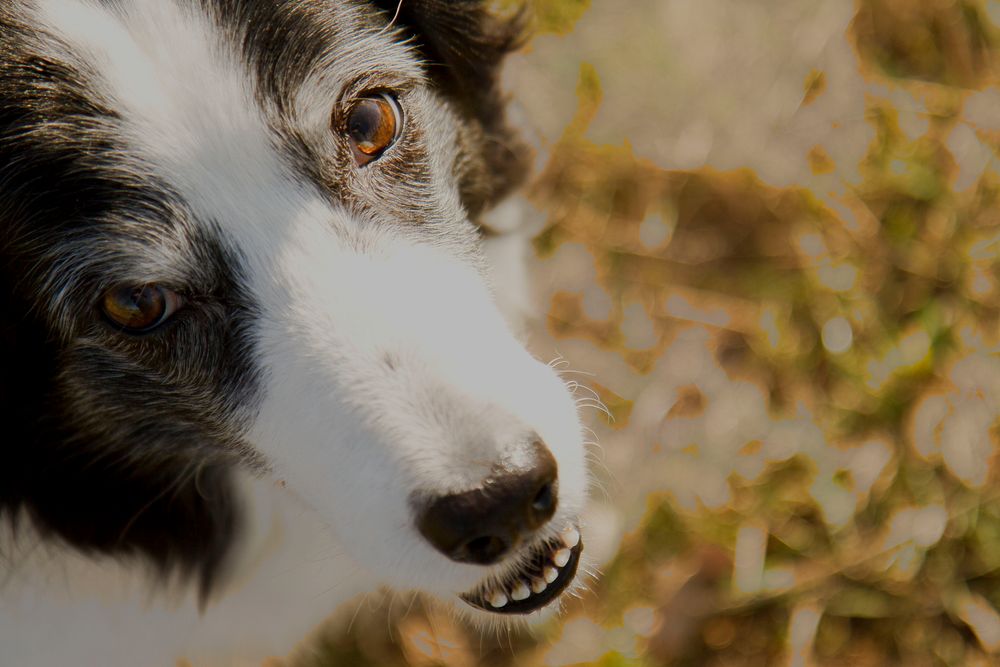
[342,91,404,166]
[99,284,186,335]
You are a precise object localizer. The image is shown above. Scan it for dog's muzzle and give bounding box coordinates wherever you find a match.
[415,440,583,614]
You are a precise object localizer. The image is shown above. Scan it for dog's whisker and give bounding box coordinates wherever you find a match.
[557,368,597,377]
[546,354,567,369]
[345,593,371,635]
[575,399,614,421]
[570,382,603,403]
[376,0,405,35]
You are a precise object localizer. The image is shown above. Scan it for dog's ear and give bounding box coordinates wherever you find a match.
[371,0,533,218]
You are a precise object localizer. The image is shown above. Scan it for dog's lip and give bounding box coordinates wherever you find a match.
[460,524,582,615]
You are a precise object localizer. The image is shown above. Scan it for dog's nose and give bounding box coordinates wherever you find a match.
[416,441,558,565]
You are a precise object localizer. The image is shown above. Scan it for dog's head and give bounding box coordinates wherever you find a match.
[0,0,586,617]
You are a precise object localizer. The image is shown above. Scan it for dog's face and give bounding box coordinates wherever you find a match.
[0,0,587,617]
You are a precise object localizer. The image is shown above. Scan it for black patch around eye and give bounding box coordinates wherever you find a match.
[0,234,261,599]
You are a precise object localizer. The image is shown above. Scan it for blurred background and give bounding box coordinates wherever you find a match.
[301,1,1000,664]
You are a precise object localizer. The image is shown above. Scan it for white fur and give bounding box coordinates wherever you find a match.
[1,1,588,664]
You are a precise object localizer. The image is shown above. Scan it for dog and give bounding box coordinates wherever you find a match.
[0,1,588,664]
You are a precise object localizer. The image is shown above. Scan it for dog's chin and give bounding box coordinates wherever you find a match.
[455,523,583,617]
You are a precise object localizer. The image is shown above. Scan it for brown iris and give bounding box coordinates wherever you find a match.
[101,284,182,332]
[346,93,402,166]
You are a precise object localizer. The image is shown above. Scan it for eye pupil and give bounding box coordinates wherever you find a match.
[347,102,379,147]
[345,94,401,164]
[133,286,159,314]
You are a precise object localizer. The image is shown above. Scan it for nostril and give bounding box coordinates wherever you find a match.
[532,481,555,514]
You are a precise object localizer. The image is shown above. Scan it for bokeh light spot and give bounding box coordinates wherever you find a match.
[821,316,853,354]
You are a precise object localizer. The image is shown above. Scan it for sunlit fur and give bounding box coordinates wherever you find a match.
[0,1,586,665]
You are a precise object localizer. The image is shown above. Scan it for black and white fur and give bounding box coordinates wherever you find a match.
[0,1,588,664]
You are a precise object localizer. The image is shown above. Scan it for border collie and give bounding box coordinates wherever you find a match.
[0,1,588,664]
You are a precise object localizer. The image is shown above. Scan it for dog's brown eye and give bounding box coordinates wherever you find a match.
[346,93,402,166]
[101,284,183,333]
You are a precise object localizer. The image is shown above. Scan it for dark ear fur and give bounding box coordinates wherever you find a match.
[371,0,533,218]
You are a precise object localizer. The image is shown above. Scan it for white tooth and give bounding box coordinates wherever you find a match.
[553,548,571,567]
[489,591,508,608]
[544,567,558,583]
[511,582,530,601]
[531,579,547,594]
[563,527,580,548]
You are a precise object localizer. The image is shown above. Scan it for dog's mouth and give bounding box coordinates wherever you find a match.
[460,524,583,615]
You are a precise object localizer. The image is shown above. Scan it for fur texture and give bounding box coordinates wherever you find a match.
[0,1,585,665]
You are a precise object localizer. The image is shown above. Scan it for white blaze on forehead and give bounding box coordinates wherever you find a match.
[34,0,293,241]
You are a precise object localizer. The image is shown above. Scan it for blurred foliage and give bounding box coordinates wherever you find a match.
[294,0,1000,665]
[523,0,592,35]
[853,0,998,87]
